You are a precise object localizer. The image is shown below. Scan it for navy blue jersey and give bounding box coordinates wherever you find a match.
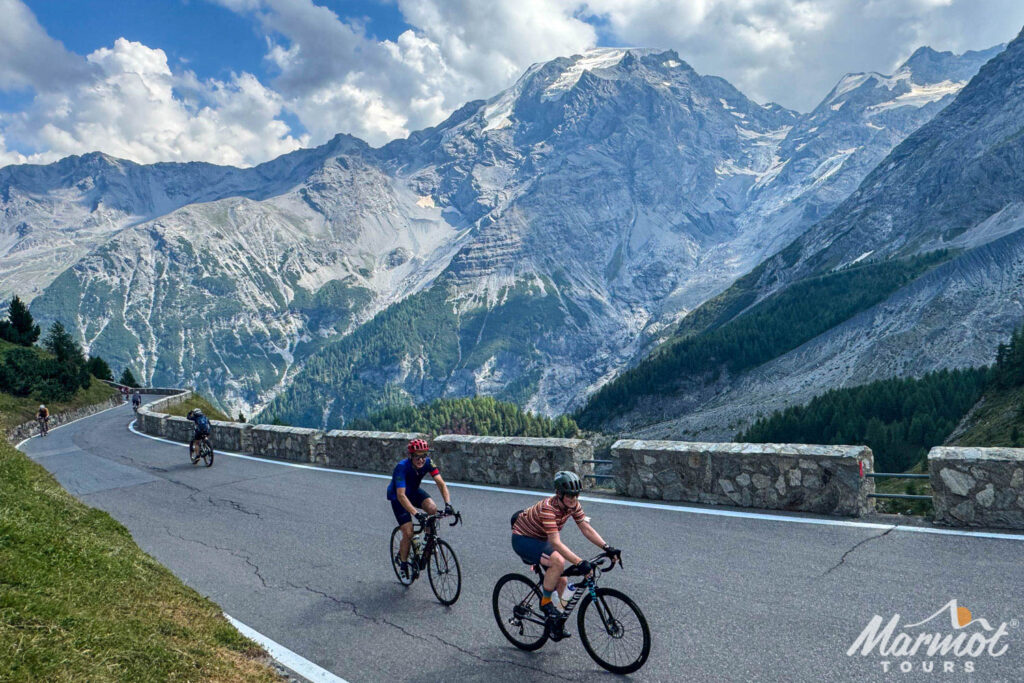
[189,413,211,435]
[387,457,439,500]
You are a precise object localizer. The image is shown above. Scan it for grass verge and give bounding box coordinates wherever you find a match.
[0,439,281,681]
[160,394,233,422]
[0,380,117,435]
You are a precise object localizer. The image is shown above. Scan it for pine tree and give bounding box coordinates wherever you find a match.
[0,296,41,346]
[118,367,140,388]
[43,322,84,364]
[86,356,114,381]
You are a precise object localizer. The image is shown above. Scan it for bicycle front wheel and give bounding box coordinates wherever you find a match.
[389,527,414,586]
[492,573,548,651]
[427,539,461,605]
[578,587,651,674]
[201,441,214,467]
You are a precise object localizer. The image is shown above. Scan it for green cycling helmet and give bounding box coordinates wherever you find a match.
[553,470,582,495]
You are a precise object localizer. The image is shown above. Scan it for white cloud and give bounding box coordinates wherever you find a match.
[1,0,1022,167]
[0,3,306,167]
[580,0,1024,110]
[0,0,91,91]
[218,0,596,146]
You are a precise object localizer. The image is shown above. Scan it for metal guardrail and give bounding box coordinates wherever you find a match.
[866,472,932,501]
[583,459,616,481]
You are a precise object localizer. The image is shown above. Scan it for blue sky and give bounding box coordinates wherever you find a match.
[19,1,411,83]
[1,0,1023,167]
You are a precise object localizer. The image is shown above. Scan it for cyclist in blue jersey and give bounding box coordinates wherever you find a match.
[388,438,455,579]
[186,409,212,459]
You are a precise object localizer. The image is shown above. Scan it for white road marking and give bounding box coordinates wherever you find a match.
[224,614,349,683]
[15,401,125,450]
[125,422,1024,543]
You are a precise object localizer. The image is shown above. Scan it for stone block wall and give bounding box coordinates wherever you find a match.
[614,440,875,517]
[164,416,195,443]
[209,421,254,453]
[929,447,1024,528]
[251,425,324,464]
[8,394,123,443]
[432,435,594,489]
[324,430,426,473]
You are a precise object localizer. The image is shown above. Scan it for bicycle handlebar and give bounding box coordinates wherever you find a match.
[563,549,623,577]
[412,510,461,533]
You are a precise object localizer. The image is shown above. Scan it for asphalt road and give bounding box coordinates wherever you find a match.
[17,399,1024,682]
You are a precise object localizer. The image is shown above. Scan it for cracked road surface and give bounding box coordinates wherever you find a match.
[18,401,1024,681]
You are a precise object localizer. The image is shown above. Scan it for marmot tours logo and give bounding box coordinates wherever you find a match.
[847,600,1014,674]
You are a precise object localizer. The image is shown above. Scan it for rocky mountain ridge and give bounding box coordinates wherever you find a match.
[587,30,1024,439]
[0,43,1002,423]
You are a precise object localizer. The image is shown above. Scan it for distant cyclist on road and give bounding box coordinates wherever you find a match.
[511,471,618,640]
[186,409,212,459]
[131,391,142,411]
[388,438,456,580]
[36,404,49,436]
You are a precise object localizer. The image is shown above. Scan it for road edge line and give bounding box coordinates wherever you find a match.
[224,613,349,683]
[15,401,126,450]
[125,421,1024,543]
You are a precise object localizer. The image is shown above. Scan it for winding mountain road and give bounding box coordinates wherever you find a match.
[17,400,1024,682]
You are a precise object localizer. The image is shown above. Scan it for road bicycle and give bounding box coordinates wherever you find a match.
[492,549,651,674]
[189,434,214,467]
[389,511,462,605]
[37,416,49,437]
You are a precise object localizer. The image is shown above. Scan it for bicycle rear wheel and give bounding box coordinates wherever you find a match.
[427,539,461,605]
[389,527,414,586]
[577,587,651,674]
[492,573,548,651]
[201,440,214,467]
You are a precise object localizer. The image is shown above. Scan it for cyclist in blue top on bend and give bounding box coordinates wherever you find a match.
[186,408,212,459]
[388,438,455,580]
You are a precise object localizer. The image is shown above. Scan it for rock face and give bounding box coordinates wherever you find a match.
[613,440,875,516]
[2,45,999,422]
[603,31,1024,439]
[929,446,1024,528]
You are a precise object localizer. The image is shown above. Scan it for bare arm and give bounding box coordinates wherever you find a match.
[577,520,608,550]
[546,529,582,566]
[432,473,451,505]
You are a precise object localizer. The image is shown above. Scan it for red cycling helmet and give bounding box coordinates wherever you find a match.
[407,438,430,455]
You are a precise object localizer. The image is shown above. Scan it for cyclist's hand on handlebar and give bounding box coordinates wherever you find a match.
[444,502,455,516]
[415,512,429,524]
[574,559,593,576]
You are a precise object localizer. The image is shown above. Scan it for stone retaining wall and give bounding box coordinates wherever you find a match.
[432,435,594,489]
[130,391,891,519]
[8,394,124,443]
[613,440,875,517]
[929,447,1024,529]
[251,425,324,464]
[324,430,426,473]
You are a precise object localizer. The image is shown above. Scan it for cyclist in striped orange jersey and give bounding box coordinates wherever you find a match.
[511,471,618,639]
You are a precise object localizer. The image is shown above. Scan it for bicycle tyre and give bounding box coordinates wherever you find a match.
[427,539,461,605]
[577,587,651,674]
[201,440,214,467]
[389,526,415,586]
[492,573,548,651]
